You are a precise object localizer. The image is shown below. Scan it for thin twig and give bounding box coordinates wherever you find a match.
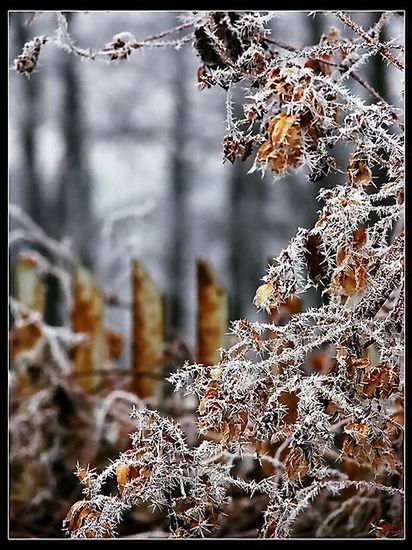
[140,21,194,43]
[266,36,297,52]
[335,11,404,70]
[369,11,394,39]
[350,71,403,126]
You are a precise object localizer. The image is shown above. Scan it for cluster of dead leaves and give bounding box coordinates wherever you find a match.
[66,447,157,537]
[342,422,400,474]
[345,356,400,401]
[171,495,222,538]
[223,134,255,164]
[240,47,267,76]
[14,36,47,75]
[198,376,250,443]
[116,447,154,495]
[361,363,399,401]
[198,376,299,448]
[65,499,110,538]
[255,67,339,175]
[266,68,311,105]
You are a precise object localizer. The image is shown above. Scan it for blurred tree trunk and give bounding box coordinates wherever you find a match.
[11,14,47,311]
[167,46,190,337]
[13,13,43,227]
[55,12,93,269]
[228,97,267,321]
[48,12,94,325]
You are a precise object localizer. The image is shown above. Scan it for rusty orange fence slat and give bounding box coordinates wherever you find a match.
[131,260,164,401]
[197,258,228,366]
[10,253,45,363]
[71,266,104,393]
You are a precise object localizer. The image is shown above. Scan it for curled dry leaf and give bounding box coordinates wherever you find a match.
[374,520,404,538]
[345,155,372,188]
[330,256,369,297]
[353,227,368,249]
[344,422,369,444]
[361,363,399,400]
[198,381,219,415]
[305,233,327,283]
[197,65,213,90]
[285,448,308,481]
[278,391,298,424]
[223,135,255,164]
[256,113,302,175]
[65,500,101,534]
[271,113,296,143]
[346,357,369,379]
[255,282,276,310]
[116,463,140,494]
[304,53,332,75]
[209,367,222,380]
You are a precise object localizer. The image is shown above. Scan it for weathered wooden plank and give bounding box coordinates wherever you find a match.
[10,253,45,362]
[197,259,228,366]
[15,252,45,314]
[71,266,104,393]
[131,260,164,400]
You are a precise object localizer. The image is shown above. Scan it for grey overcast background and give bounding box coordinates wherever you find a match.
[9,12,404,366]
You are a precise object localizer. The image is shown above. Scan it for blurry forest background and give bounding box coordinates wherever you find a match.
[8,11,404,538]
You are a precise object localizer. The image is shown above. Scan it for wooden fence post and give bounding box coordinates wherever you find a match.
[197,259,228,366]
[10,253,45,363]
[131,260,164,401]
[71,266,104,393]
